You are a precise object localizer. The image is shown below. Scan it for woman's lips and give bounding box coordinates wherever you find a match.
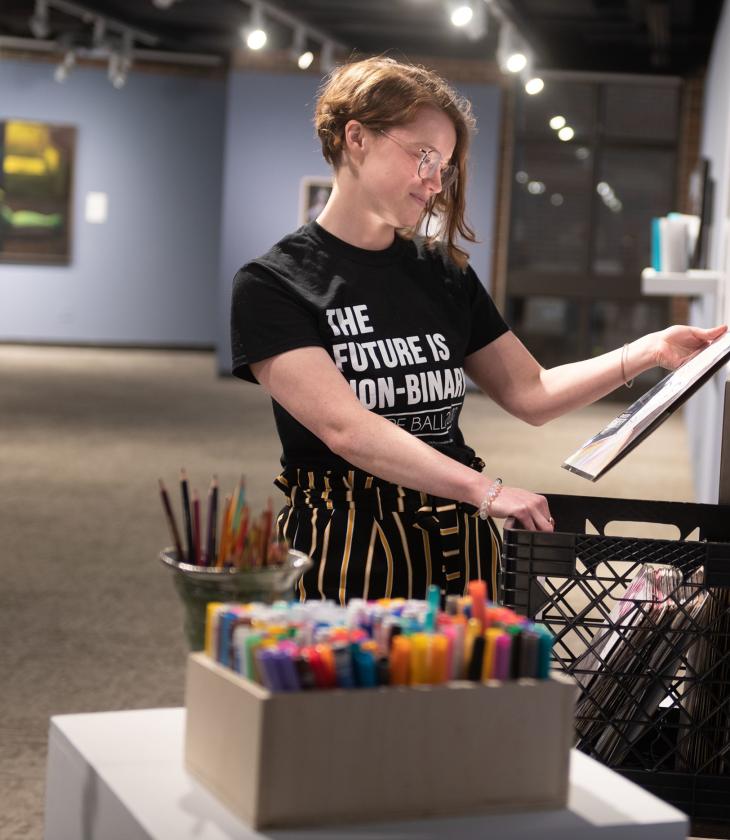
[410,193,427,207]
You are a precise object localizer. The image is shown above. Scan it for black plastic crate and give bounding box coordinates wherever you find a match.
[500,493,730,822]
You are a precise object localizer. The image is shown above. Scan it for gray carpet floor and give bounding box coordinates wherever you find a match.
[0,344,698,839]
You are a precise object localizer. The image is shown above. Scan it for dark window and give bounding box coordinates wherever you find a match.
[505,78,680,395]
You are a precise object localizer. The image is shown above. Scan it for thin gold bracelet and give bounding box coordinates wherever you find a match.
[621,343,634,389]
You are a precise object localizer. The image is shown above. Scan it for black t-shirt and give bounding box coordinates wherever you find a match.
[231,221,509,471]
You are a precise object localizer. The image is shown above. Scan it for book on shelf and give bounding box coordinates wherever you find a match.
[651,213,700,273]
[563,333,730,481]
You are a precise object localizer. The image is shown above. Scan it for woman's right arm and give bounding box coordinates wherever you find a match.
[251,346,553,530]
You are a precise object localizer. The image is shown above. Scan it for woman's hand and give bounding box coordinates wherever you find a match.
[647,324,727,371]
[488,486,554,531]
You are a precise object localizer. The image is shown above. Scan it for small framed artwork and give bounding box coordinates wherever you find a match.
[0,118,76,265]
[299,176,333,226]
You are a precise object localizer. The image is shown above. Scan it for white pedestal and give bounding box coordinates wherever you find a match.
[44,707,688,839]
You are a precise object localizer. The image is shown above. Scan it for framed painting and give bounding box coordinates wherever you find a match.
[0,119,75,265]
[299,176,332,226]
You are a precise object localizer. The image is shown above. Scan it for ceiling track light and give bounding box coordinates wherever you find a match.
[450,0,488,41]
[490,4,541,82]
[107,29,133,89]
[244,2,267,50]
[290,25,305,56]
[237,0,346,70]
[53,47,75,82]
[320,41,336,73]
[29,0,50,39]
[37,0,158,46]
[450,3,474,28]
[498,23,528,74]
[289,25,313,69]
[92,16,106,49]
[297,49,314,70]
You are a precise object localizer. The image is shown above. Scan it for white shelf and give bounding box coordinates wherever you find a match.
[641,268,724,296]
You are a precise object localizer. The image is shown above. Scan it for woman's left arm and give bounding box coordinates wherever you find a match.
[465,324,728,427]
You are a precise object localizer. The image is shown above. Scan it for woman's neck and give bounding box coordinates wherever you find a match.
[315,182,396,251]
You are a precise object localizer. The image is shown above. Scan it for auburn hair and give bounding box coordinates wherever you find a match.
[314,56,477,269]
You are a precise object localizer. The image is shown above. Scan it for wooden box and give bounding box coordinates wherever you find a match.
[184,652,576,829]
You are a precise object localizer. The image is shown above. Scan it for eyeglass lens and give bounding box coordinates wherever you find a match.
[418,152,457,188]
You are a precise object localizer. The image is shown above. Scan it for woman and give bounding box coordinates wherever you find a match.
[231,56,724,604]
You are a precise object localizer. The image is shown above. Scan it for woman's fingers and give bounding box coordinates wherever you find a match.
[494,489,553,532]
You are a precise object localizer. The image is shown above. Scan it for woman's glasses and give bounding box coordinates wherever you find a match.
[379,130,458,190]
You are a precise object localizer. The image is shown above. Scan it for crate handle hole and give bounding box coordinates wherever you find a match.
[601,521,681,541]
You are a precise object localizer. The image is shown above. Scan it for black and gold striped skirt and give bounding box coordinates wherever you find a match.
[274,466,501,605]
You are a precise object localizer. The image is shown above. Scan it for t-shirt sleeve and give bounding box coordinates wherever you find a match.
[230,262,326,383]
[463,265,510,356]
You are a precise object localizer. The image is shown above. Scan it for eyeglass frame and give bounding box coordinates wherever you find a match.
[376,129,458,190]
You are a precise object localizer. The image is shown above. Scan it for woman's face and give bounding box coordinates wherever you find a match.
[356,106,457,230]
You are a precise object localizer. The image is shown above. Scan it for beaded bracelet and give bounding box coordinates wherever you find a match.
[478,478,503,520]
[621,343,634,389]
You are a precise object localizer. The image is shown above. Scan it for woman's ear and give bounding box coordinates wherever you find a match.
[343,120,367,161]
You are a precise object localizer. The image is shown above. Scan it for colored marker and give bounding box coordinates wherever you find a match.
[494,633,512,680]
[467,635,485,681]
[535,624,553,679]
[410,633,431,685]
[429,634,449,684]
[520,631,539,678]
[483,628,503,680]
[468,580,487,632]
[390,636,411,685]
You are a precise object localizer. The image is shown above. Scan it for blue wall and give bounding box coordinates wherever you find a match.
[0,59,225,345]
[216,71,328,372]
[215,69,502,373]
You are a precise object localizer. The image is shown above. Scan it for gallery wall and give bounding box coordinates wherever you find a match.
[215,69,502,373]
[0,58,226,345]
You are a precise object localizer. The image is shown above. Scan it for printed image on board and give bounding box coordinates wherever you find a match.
[299,176,332,226]
[0,119,75,265]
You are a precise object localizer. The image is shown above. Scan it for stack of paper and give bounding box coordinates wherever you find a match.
[574,564,707,765]
[675,585,730,773]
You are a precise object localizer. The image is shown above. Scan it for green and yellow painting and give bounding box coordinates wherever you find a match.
[0,120,75,264]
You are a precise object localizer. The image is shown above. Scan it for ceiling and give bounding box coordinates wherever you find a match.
[0,0,725,75]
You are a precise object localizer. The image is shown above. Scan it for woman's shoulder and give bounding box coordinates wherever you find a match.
[242,224,319,279]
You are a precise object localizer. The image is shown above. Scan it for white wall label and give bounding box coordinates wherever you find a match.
[85,192,108,224]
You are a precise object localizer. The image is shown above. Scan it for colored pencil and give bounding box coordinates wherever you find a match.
[180,468,194,564]
[158,479,184,561]
[192,489,201,566]
[216,494,232,568]
[205,476,218,567]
